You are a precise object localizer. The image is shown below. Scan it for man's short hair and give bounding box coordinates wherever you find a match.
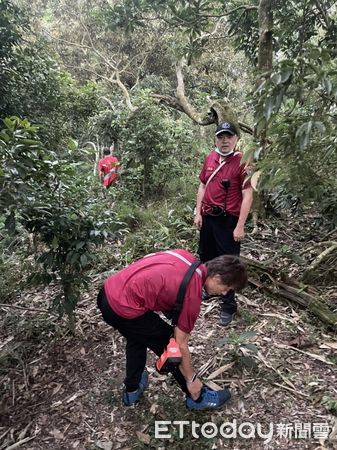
[103,147,110,155]
[206,255,247,291]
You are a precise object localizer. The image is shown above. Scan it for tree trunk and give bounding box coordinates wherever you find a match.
[253,0,274,223]
[256,0,273,148]
[258,0,273,73]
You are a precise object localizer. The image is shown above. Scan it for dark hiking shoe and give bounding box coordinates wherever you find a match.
[122,370,149,406]
[186,387,231,411]
[219,311,235,326]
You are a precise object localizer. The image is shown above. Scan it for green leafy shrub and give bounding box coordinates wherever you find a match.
[0,117,119,328]
[120,103,180,200]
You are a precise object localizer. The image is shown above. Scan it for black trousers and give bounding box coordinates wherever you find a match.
[97,288,189,394]
[198,214,240,315]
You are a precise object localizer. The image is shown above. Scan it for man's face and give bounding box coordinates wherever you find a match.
[204,275,233,296]
[215,132,238,153]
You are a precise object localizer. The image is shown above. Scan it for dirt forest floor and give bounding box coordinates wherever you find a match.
[1,215,337,450]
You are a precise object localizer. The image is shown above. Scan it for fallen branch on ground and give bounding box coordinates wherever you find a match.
[302,242,337,282]
[241,255,337,331]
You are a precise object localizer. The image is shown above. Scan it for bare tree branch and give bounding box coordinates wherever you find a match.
[175,58,205,123]
[78,15,119,72]
[238,122,254,135]
[65,64,134,110]
[52,18,135,110]
[114,73,134,110]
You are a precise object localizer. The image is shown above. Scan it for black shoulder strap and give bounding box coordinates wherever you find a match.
[171,260,202,326]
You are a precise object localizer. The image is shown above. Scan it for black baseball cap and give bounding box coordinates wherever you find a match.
[215,122,238,136]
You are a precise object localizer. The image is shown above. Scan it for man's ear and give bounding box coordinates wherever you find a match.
[213,274,222,284]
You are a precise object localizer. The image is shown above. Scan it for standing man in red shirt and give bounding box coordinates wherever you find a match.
[97,249,247,410]
[97,146,120,188]
[194,122,253,326]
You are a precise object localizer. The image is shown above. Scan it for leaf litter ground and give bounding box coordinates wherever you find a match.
[1,217,337,450]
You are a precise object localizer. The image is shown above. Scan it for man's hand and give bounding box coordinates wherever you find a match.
[233,225,245,241]
[234,187,253,240]
[174,326,201,399]
[194,213,202,230]
[195,183,205,230]
[187,378,203,400]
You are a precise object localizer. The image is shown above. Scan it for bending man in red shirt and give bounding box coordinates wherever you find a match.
[194,122,253,327]
[97,249,247,410]
[97,146,120,188]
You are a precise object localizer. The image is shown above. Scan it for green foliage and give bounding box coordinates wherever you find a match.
[227,0,337,66]
[87,93,129,150]
[0,0,100,149]
[227,2,259,65]
[0,117,116,328]
[216,330,257,349]
[17,159,122,328]
[216,330,258,371]
[253,44,337,221]
[0,0,28,56]
[0,0,28,107]
[120,203,197,263]
[103,0,215,37]
[54,79,99,146]
[0,116,54,224]
[321,395,337,415]
[120,103,182,199]
[3,41,99,147]
[22,198,106,327]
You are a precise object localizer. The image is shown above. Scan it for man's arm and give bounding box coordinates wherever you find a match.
[194,182,206,230]
[97,160,104,183]
[174,326,203,400]
[233,187,253,241]
[98,170,104,183]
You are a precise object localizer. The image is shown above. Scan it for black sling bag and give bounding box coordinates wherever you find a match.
[167,260,202,326]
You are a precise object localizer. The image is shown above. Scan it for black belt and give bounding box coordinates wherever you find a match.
[202,204,227,216]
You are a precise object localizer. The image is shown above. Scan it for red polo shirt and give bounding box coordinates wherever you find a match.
[103,249,207,334]
[98,155,120,186]
[199,150,251,217]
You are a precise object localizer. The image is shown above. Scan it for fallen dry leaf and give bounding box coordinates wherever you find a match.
[275,343,333,364]
[285,332,313,349]
[204,380,222,391]
[136,431,150,444]
[149,402,159,414]
[52,383,63,395]
[206,363,235,380]
[320,341,337,351]
[66,392,82,403]
[50,429,64,440]
[95,440,113,450]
